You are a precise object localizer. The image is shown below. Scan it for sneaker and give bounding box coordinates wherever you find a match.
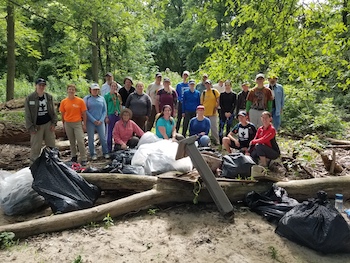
[71,156,78,162]
[81,161,87,166]
[104,154,110,159]
[91,155,97,161]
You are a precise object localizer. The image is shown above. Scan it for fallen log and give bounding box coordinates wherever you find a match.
[326,138,350,145]
[2,174,350,239]
[0,121,66,144]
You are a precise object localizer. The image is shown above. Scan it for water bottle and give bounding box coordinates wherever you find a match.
[335,194,343,212]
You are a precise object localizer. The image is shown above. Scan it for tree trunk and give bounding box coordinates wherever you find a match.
[6,3,15,102]
[2,174,350,239]
[91,20,99,82]
[0,121,66,144]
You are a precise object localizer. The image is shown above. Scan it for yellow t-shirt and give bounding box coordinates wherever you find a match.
[200,88,220,116]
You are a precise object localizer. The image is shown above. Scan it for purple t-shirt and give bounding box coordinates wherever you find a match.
[157,89,178,116]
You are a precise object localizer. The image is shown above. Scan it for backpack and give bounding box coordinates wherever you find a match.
[202,89,217,101]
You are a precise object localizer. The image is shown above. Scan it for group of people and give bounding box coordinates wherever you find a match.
[24,71,284,168]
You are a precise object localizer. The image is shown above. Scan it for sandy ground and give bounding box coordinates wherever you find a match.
[1,203,350,263]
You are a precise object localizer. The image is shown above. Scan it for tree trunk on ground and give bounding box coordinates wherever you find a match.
[6,3,15,102]
[1,174,350,239]
[0,121,66,144]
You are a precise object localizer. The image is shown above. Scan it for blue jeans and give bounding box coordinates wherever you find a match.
[219,115,234,143]
[86,120,108,156]
[272,108,281,130]
[107,114,120,152]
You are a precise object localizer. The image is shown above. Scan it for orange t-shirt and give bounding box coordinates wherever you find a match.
[59,97,87,122]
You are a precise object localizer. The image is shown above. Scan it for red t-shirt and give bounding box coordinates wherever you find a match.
[251,124,276,148]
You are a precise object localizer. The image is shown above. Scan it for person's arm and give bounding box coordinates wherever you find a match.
[230,93,237,114]
[146,94,152,117]
[100,97,108,123]
[246,100,252,113]
[200,93,204,105]
[132,121,145,137]
[158,126,169,139]
[267,100,273,112]
[155,92,160,113]
[84,97,97,123]
[251,126,276,145]
[82,111,87,131]
[125,94,132,108]
[113,122,125,145]
[171,122,176,139]
[204,118,210,135]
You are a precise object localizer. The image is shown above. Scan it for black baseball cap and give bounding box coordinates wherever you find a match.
[35,78,46,85]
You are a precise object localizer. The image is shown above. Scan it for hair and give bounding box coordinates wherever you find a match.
[67,84,76,91]
[121,108,133,119]
[110,81,118,87]
[156,105,173,124]
[123,76,133,85]
[136,81,144,88]
[261,111,272,118]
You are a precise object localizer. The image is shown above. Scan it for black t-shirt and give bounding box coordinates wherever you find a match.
[231,122,257,148]
[36,95,51,125]
[119,86,135,106]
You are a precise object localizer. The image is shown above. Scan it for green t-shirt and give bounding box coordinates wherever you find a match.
[104,93,121,115]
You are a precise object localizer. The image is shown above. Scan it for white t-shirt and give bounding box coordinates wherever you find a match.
[147,82,163,105]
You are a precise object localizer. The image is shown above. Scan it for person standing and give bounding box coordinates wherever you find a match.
[125,81,151,131]
[84,83,109,160]
[146,72,163,131]
[101,72,114,96]
[25,78,57,163]
[196,73,208,94]
[175,70,190,132]
[155,77,177,116]
[222,111,256,154]
[268,75,284,130]
[189,105,211,147]
[213,79,225,93]
[236,82,250,116]
[182,79,200,137]
[246,73,273,128]
[104,81,122,153]
[219,80,236,143]
[200,79,220,145]
[119,76,135,106]
[59,84,87,165]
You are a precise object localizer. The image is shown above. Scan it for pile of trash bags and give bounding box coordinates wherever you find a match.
[245,187,350,254]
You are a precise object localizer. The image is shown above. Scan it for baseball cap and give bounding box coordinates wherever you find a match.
[105,72,113,77]
[155,72,162,78]
[268,74,278,79]
[183,70,190,76]
[163,77,170,82]
[35,78,46,85]
[204,79,212,84]
[197,105,205,110]
[255,73,265,80]
[242,81,250,86]
[188,79,196,85]
[237,110,247,117]
[202,73,208,78]
[90,83,100,89]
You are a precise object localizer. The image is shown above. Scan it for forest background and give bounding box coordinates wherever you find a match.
[0,0,349,138]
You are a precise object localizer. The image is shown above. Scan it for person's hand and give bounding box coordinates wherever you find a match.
[105,117,110,124]
[225,112,231,118]
[199,132,205,136]
[145,116,149,121]
[121,144,127,150]
[182,113,185,118]
[172,137,177,142]
[234,139,240,147]
[82,123,86,132]
[50,125,55,132]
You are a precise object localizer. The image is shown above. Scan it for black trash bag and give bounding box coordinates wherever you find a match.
[275,191,350,254]
[31,147,101,214]
[221,153,256,178]
[244,184,299,223]
[110,149,137,165]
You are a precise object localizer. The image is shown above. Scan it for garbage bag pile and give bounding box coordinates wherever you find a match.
[0,167,45,216]
[31,147,100,214]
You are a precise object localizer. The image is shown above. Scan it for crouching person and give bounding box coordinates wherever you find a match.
[189,105,211,147]
[248,111,280,167]
[113,108,144,150]
[222,110,256,154]
[155,105,184,141]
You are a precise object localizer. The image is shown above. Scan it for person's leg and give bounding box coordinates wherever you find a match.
[43,121,56,148]
[272,108,281,130]
[30,125,45,162]
[146,105,156,131]
[218,117,226,144]
[127,136,140,148]
[65,122,77,158]
[226,115,234,137]
[182,111,191,137]
[96,123,108,155]
[176,102,183,132]
[73,121,87,162]
[107,114,119,152]
[86,121,96,157]
[248,109,259,128]
[222,137,232,153]
[209,115,220,145]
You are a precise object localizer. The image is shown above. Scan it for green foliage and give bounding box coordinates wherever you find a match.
[147,208,159,215]
[103,213,114,229]
[73,255,82,263]
[35,60,58,80]
[282,85,346,137]
[0,232,17,249]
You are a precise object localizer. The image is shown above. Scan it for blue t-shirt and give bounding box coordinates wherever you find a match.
[182,89,201,112]
[176,82,189,103]
[189,117,211,136]
[156,117,174,138]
